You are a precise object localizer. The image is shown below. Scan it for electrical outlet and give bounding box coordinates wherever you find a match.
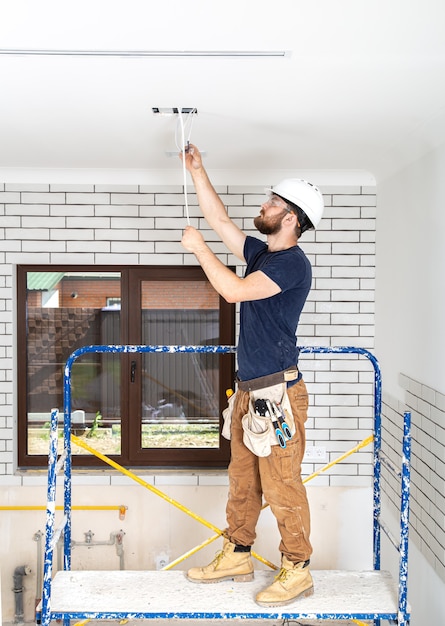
[304,446,327,462]
[155,553,169,570]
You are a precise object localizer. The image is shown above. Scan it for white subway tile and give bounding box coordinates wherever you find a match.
[361,206,377,218]
[22,240,65,252]
[50,229,94,240]
[67,241,110,253]
[50,252,95,263]
[333,219,376,231]
[111,217,155,229]
[7,228,49,240]
[325,206,360,219]
[95,184,139,193]
[0,192,20,202]
[67,217,110,228]
[140,185,182,193]
[6,183,49,192]
[155,217,190,229]
[333,195,377,206]
[139,253,184,264]
[23,216,65,228]
[6,204,49,216]
[317,254,360,266]
[50,204,95,216]
[95,229,139,240]
[66,193,110,204]
[50,184,94,192]
[332,290,375,302]
[6,252,51,263]
[316,325,359,337]
[316,231,359,243]
[97,205,139,216]
[21,192,65,204]
[155,241,189,254]
[316,301,360,314]
[0,216,21,227]
[333,243,375,255]
[94,253,140,264]
[111,241,154,253]
[421,384,436,405]
[332,266,375,278]
[360,230,376,242]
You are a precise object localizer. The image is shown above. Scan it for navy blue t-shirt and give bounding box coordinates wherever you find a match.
[237,236,312,381]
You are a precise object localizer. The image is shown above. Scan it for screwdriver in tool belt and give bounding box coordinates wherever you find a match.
[265,399,286,448]
[272,401,292,440]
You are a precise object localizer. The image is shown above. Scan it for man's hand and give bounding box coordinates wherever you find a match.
[179,143,247,262]
[181,225,206,253]
[179,143,202,171]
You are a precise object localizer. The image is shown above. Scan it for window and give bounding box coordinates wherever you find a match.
[17,265,235,469]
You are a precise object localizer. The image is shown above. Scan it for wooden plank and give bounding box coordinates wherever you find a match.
[43,569,406,620]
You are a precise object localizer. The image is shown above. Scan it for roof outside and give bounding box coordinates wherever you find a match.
[27,272,65,291]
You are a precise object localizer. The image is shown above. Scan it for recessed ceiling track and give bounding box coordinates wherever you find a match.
[0,49,291,58]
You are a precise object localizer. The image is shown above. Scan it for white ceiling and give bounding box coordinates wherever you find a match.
[1,0,445,184]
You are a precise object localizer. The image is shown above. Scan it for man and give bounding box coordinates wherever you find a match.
[180,145,324,607]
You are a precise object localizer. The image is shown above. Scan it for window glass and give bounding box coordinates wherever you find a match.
[140,280,220,449]
[26,271,122,456]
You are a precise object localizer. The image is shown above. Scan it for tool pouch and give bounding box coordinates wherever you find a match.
[222,390,237,440]
[242,383,295,457]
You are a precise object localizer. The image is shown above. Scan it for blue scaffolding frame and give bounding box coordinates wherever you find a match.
[37,345,411,626]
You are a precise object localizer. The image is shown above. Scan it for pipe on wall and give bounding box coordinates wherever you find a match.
[33,531,43,616]
[12,565,31,625]
[56,530,126,570]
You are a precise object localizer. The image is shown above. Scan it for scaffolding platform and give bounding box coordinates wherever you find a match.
[38,345,412,626]
[39,569,403,621]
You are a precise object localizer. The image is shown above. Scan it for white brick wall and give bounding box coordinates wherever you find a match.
[0,181,376,481]
[382,381,445,581]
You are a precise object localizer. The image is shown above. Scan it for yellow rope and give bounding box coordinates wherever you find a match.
[303,434,374,484]
[71,435,277,570]
[260,434,374,512]
[163,533,220,570]
[70,433,373,572]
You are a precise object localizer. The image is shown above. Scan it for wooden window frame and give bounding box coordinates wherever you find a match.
[17,265,235,470]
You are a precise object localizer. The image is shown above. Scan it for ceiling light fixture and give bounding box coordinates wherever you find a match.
[0,49,291,58]
[152,108,198,116]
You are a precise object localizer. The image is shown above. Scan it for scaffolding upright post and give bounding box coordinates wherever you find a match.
[398,411,411,626]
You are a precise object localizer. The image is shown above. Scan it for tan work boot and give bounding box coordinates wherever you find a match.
[186,539,254,583]
[255,555,314,606]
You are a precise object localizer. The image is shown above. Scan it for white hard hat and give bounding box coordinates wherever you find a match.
[266,178,324,229]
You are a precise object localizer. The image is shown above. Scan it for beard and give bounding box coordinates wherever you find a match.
[254,209,287,235]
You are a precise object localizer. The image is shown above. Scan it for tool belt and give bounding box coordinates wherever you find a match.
[222,381,296,457]
[236,366,299,392]
[243,383,295,457]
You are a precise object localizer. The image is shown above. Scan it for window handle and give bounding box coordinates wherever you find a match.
[130,360,136,383]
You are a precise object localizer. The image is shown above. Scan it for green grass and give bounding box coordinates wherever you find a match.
[141,423,219,448]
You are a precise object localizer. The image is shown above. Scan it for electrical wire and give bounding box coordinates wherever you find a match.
[175,109,196,225]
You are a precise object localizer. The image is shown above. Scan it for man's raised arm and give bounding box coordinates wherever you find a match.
[181,144,246,261]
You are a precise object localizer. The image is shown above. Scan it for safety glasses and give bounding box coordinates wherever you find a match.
[263,194,289,209]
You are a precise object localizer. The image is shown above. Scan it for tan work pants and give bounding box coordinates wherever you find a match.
[226,378,312,563]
